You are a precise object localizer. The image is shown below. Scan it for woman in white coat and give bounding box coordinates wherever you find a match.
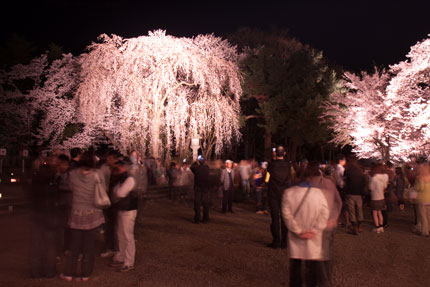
[282,162,329,287]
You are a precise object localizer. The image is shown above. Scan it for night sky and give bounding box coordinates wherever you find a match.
[2,0,430,71]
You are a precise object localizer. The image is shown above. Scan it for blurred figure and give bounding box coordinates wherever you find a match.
[167,162,180,200]
[414,164,430,237]
[238,159,252,201]
[62,151,104,282]
[282,162,329,287]
[110,158,138,272]
[334,154,349,228]
[128,150,148,200]
[309,162,342,286]
[395,167,406,211]
[191,156,211,223]
[30,155,60,278]
[56,154,72,257]
[343,157,366,235]
[100,150,120,258]
[254,162,268,214]
[266,146,291,249]
[369,163,389,234]
[220,160,235,213]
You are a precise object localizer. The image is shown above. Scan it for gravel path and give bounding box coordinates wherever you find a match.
[0,198,428,287]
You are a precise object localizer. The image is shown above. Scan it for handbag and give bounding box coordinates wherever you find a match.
[94,172,111,209]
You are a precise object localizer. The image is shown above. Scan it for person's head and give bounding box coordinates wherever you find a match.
[385,161,393,169]
[336,154,346,166]
[225,160,233,169]
[370,163,385,176]
[261,161,268,170]
[77,151,96,171]
[302,161,321,180]
[70,147,82,161]
[395,166,404,176]
[106,150,121,168]
[116,157,132,173]
[275,146,286,159]
[129,150,139,164]
[170,162,177,168]
[57,154,70,173]
[198,155,205,165]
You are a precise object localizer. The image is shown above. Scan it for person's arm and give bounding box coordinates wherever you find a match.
[281,189,303,236]
[115,177,136,198]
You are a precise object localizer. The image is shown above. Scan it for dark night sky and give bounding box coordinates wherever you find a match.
[2,0,430,71]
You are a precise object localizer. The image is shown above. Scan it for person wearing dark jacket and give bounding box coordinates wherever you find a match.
[343,157,366,235]
[30,156,60,278]
[267,146,291,249]
[191,157,211,223]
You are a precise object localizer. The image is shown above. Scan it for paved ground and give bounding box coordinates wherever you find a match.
[0,196,429,287]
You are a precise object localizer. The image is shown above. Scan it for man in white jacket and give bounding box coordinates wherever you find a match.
[282,162,329,287]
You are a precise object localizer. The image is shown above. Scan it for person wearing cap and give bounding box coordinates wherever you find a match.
[110,158,138,272]
[190,156,211,223]
[220,160,236,213]
[266,146,291,249]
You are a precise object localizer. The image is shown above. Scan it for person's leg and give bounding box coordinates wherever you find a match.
[222,190,228,212]
[194,190,202,222]
[382,209,388,227]
[228,188,233,212]
[279,201,288,247]
[103,208,116,253]
[305,260,318,287]
[426,206,430,236]
[289,259,302,287]
[345,196,356,225]
[64,228,82,277]
[202,192,210,222]
[419,204,429,236]
[255,187,262,211]
[121,210,137,267]
[372,210,379,228]
[116,213,126,263]
[269,197,281,246]
[81,228,97,278]
[356,196,364,231]
[377,211,383,228]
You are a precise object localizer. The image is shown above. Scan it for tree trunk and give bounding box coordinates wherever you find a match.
[264,129,272,161]
[151,111,161,159]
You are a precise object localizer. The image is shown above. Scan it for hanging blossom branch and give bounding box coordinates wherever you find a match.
[74,30,243,158]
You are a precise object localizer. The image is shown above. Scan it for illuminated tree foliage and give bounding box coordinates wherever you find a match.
[322,68,392,161]
[76,30,242,159]
[386,35,430,160]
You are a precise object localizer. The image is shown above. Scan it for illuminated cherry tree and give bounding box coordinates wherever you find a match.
[75,30,242,158]
[322,68,392,160]
[0,55,47,148]
[386,35,430,160]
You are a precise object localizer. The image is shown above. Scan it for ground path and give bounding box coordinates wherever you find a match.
[0,197,429,286]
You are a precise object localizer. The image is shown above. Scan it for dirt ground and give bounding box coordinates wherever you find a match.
[0,197,429,287]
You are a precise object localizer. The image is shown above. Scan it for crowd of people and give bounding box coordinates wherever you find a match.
[28,145,430,286]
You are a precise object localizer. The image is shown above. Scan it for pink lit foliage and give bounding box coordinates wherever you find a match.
[0,55,48,147]
[386,35,430,160]
[0,53,89,150]
[76,30,242,159]
[322,68,392,161]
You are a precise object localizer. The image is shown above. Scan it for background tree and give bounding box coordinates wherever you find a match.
[386,35,430,160]
[230,28,338,161]
[322,68,393,161]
